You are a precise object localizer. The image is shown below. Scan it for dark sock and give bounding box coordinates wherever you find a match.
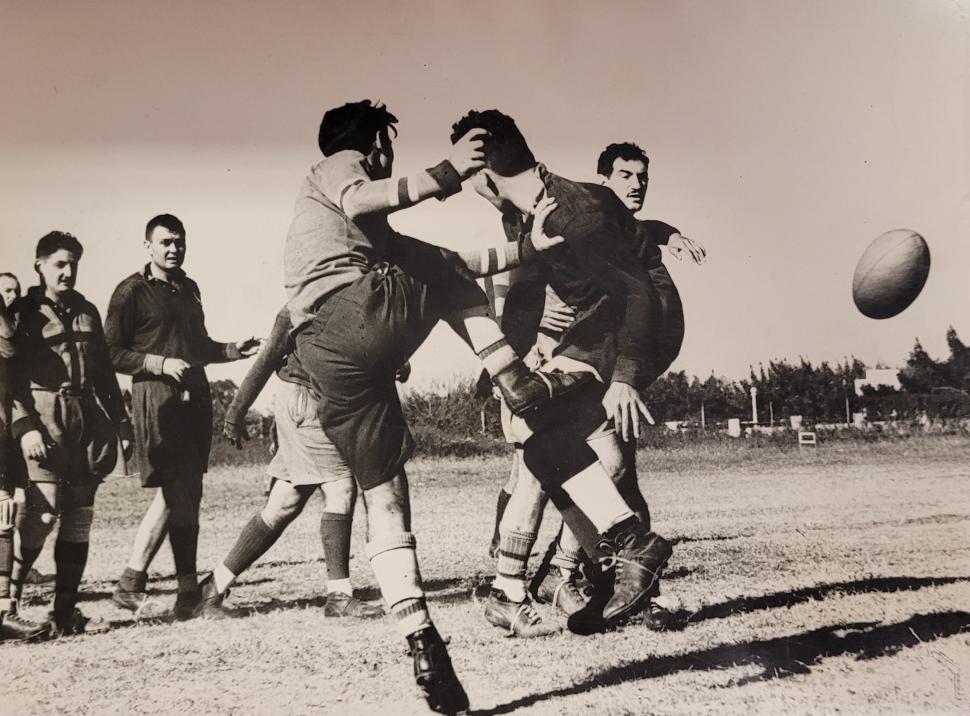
[168,524,200,590]
[222,515,282,577]
[0,530,12,602]
[11,545,43,601]
[320,512,352,581]
[118,566,148,593]
[491,490,511,547]
[53,540,89,616]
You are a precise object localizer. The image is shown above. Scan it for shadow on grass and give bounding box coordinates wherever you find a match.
[474,610,970,715]
[663,575,970,630]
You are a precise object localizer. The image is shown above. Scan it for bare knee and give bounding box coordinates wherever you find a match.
[362,474,409,535]
[261,481,309,530]
[320,478,356,515]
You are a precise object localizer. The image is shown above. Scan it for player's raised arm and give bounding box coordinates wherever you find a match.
[320,129,487,221]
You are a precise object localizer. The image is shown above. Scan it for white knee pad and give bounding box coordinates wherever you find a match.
[59,506,95,543]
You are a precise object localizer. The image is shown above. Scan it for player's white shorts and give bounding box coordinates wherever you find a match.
[267,380,353,485]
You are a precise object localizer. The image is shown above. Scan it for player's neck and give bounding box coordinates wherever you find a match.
[149,262,179,283]
[503,168,545,217]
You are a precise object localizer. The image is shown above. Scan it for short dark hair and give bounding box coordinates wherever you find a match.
[597,142,649,177]
[36,231,83,259]
[146,214,186,240]
[450,110,536,177]
[0,272,18,284]
[317,100,398,156]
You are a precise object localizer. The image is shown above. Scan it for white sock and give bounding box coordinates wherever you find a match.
[213,564,237,595]
[561,461,634,533]
[328,578,353,597]
[493,575,527,602]
[0,597,11,612]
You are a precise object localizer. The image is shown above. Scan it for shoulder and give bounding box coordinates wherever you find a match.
[110,272,146,301]
[544,175,616,235]
[311,151,369,192]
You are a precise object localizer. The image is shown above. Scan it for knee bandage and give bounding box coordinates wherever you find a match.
[365,532,424,608]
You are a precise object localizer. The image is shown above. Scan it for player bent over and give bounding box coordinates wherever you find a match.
[286,101,586,714]
[452,109,674,636]
[527,142,707,629]
[105,214,260,619]
[0,289,48,641]
[191,306,382,619]
[8,232,134,636]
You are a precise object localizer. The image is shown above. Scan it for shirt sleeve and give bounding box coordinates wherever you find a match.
[104,281,162,375]
[315,152,463,222]
[88,305,133,442]
[639,219,680,246]
[190,281,242,365]
[560,212,660,390]
[224,307,292,428]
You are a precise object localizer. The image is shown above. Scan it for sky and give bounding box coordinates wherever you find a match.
[1,0,967,405]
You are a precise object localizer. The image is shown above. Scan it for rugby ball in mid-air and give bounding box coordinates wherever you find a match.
[852,229,930,319]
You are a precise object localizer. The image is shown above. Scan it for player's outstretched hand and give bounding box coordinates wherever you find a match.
[449,128,488,177]
[538,289,575,333]
[236,337,261,358]
[161,358,191,382]
[21,430,48,461]
[602,381,654,442]
[532,196,565,252]
[223,419,249,450]
[668,233,706,264]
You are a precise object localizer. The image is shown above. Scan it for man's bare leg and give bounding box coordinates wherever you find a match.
[113,488,169,612]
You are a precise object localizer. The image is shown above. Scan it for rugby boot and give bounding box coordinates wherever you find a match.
[173,587,203,621]
[189,573,233,620]
[112,587,167,618]
[492,362,592,416]
[642,599,675,631]
[49,607,110,637]
[323,591,384,618]
[405,625,470,715]
[533,568,590,617]
[484,588,560,638]
[601,518,672,623]
[0,608,49,642]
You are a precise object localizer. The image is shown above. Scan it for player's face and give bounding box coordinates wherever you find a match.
[605,158,648,212]
[36,249,79,298]
[470,170,508,212]
[0,276,20,307]
[145,227,186,272]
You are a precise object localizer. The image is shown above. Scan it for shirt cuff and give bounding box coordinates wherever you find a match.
[11,416,38,442]
[612,357,647,391]
[224,343,243,361]
[143,354,166,375]
[427,160,463,198]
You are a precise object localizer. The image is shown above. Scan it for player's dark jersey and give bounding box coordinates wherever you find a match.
[502,167,661,391]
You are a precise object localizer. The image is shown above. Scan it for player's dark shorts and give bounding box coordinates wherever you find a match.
[295,246,486,491]
[131,372,212,488]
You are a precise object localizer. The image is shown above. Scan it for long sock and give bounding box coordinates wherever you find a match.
[222,514,282,578]
[168,524,200,591]
[367,533,430,637]
[494,530,537,602]
[53,540,89,616]
[477,338,518,377]
[560,462,634,534]
[118,566,148,593]
[320,512,352,582]
[0,529,12,610]
[10,544,42,602]
[491,490,511,548]
[550,524,584,573]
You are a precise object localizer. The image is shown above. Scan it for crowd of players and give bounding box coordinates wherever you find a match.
[0,101,704,715]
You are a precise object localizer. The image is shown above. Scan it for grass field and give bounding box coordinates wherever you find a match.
[5,435,970,715]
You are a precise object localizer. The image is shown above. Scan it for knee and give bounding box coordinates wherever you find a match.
[20,509,58,547]
[362,479,407,535]
[321,479,356,515]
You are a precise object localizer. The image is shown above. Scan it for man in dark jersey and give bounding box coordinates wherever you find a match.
[451,109,673,637]
[105,214,260,619]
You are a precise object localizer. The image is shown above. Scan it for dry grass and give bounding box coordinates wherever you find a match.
[5,436,970,715]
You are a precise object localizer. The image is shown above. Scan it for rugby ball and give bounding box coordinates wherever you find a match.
[852,229,930,319]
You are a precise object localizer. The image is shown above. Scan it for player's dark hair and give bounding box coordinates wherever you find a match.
[318,100,399,156]
[597,142,650,177]
[0,272,18,284]
[450,110,536,177]
[35,231,83,259]
[146,214,186,240]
